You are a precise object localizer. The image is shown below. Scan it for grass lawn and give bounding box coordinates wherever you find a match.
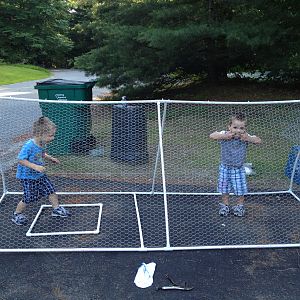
[0,64,51,85]
[45,101,298,193]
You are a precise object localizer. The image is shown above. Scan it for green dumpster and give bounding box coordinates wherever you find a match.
[35,79,96,155]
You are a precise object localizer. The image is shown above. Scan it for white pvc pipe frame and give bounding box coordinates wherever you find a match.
[26,203,103,237]
[0,97,300,252]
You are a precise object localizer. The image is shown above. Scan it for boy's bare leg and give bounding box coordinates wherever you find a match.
[49,193,59,209]
[15,201,27,214]
[222,194,229,205]
[237,196,245,205]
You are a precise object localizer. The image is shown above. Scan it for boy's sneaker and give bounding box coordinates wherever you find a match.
[219,203,230,216]
[232,204,245,217]
[52,206,71,218]
[11,213,28,226]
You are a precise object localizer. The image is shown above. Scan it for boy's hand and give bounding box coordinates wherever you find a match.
[224,132,235,140]
[50,157,60,164]
[240,133,262,144]
[45,153,60,164]
[240,132,250,141]
[34,165,46,173]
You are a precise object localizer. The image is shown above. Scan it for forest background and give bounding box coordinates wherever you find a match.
[0,0,299,99]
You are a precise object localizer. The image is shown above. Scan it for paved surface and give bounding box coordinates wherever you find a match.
[0,69,110,171]
[0,69,110,99]
[0,248,300,299]
[1,71,300,299]
[1,193,300,251]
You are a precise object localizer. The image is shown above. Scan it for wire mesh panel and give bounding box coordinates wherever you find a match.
[292,172,300,203]
[0,98,162,251]
[0,97,300,251]
[0,194,141,250]
[162,100,300,249]
[0,99,41,196]
[162,101,300,193]
[167,194,300,247]
[0,98,163,195]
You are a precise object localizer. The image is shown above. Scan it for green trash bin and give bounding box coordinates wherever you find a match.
[35,79,96,155]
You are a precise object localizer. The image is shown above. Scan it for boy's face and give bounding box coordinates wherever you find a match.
[42,128,56,144]
[228,119,246,138]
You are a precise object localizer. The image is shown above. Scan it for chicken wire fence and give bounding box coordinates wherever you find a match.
[0,97,300,252]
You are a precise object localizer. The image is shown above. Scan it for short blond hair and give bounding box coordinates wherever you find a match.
[32,116,56,137]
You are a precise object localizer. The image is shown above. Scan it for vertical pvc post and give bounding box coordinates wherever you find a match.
[289,149,300,192]
[156,102,170,248]
[0,166,7,203]
[151,102,168,194]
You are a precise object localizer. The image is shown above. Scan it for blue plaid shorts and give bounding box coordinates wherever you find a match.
[218,164,247,196]
[20,175,56,204]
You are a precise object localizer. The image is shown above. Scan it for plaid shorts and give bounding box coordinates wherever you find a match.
[218,164,247,196]
[20,175,56,204]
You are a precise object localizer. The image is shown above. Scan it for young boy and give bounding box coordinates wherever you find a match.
[209,113,261,217]
[12,116,70,225]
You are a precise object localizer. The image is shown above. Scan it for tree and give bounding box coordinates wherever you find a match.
[74,0,300,94]
[0,0,72,67]
[224,0,300,81]
[68,0,98,66]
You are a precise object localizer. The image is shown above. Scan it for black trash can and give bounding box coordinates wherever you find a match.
[111,104,148,164]
[285,145,300,185]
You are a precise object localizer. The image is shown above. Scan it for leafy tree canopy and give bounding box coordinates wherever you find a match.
[74,0,300,94]
[68,0,98,65]
[0,0,72,67]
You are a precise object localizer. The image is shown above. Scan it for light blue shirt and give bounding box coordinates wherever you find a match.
[16,139,45,179]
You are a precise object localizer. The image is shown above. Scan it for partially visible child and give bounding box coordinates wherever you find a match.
[12,116,70,225]
[209,113,261,217]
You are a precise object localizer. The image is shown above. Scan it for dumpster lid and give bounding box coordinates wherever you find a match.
[35,79,96,86]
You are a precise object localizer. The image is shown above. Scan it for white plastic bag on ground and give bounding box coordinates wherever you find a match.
[134,262,156,288]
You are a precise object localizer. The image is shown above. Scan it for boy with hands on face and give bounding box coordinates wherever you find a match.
[210,113,262,217]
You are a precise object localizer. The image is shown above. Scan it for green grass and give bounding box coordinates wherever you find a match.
[46,104,297,192]
[34,80,298,191]
[0,64,51,85]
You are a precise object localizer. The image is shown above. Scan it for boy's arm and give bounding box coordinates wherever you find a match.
[210,131,233,140]
[45,153,60,164]
[18,159,45,173]
[241,133,262,144]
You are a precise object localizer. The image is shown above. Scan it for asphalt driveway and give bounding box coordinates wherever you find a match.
[0,69,109,99]
[0,248,300,299]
